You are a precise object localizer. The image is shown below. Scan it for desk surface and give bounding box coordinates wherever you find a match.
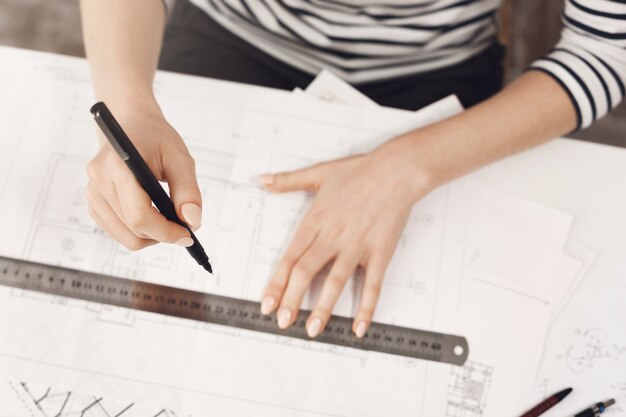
[474,138,626,415]
[0,46,624,416]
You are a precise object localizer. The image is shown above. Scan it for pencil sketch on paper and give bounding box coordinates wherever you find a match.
[555,328,626,374]
[2,380,189,417]
[445,361,494,417]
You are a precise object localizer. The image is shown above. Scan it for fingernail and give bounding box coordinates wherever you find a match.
[277,307,292,329]
[181,203,202,228]
[260,296,275,315]
[257,174,274,186]
[307,318,322,338]
[355,321,367,338]
[174,237,194,247]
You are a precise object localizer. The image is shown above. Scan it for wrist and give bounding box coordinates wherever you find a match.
[93,92,166,148]
[104,92,162,118]
[370,134,438,204]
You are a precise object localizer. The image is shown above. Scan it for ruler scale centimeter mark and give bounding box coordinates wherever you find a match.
[0,256,468,366]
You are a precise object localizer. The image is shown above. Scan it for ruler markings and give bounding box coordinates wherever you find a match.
[0,256,468,365]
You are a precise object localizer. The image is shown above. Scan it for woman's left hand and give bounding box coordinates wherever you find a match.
[257,147,431,339]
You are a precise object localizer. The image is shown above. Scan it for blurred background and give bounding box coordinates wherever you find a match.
[1,0,623,147]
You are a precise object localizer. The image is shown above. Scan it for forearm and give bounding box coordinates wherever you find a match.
[378,71,578,197]
[80,0,166,113]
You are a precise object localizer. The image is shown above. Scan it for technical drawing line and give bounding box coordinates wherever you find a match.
[55,392,71,417]
[35,386,51,405]
[0,353,348,417]
[114,403,134,417]
[80,397,102,416]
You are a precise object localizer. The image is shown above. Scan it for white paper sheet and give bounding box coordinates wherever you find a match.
[0,47,589,417]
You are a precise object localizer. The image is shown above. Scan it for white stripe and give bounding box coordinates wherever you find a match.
[557,40,623,110]
[565,2,626,35]
[532,59,594,128]
[561,28,626,86]
[243,0,281,32]
[551,49,608,117]
[572,0,626,17]
[185,0,626,126]
[265,0,332,46]
[222,0,252,18]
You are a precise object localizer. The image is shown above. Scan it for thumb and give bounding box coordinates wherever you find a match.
[257,163,322,193]
[163,151,203,229]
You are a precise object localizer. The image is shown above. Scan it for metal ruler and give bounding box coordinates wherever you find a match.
[0,255,468,366]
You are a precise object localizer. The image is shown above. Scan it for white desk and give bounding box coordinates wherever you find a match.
[474,139,626,415]
[0,46,624,416]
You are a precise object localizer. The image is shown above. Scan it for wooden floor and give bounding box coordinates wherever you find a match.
[1,0,623,148]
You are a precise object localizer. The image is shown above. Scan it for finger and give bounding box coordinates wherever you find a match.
[101,181,154,240]
[275,240,335,330]
[113,173,192,245]
[260,220,317,315]
[87,190,157,251]
[162,150,203,230]
[306,250,360,338]
[257,163,323,193]
[86,159,148,239]
[353,254,390,338]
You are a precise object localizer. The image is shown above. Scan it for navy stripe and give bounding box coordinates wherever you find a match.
[288,9,497,37]
[312,0,441,11]
[554,47,613,109]
[281,0,481,21]
[590,51,626,98]
[209,0,493,68]
[528,66,583,130]
[199,0,626,103]
[543,56,597,121]
[564,13,626,40]
[570,0,626,19]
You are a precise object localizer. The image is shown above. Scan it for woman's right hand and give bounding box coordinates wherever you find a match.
[86,104,203,251]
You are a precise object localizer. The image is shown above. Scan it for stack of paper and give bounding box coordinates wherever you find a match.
[288,70,597,416]
[0,47,596,416]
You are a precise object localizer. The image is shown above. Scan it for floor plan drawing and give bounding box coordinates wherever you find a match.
[0,380,190,417]
[445,362,494,417]
[0,47,586,417]
[556,328,626,375]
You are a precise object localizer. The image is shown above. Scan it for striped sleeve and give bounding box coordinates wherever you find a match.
[529,0,626,130]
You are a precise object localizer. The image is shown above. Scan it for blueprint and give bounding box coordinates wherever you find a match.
[0,47,590,416]
[528,291,626,416]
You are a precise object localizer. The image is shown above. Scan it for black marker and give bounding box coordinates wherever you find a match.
[574,399,615,417]
[90,102,213,274]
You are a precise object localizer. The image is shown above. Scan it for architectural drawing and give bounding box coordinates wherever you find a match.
[0,47,576,417]
[445,362,494,417]
[556,328,626,374]
[1,380,189,417]
[0,57,457,417]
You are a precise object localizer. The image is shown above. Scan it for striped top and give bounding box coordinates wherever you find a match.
[167,0,626,130]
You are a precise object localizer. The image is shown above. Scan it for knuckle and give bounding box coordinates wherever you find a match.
[326,273,348,289]
[87,206,98,221]
[125,211,149,231]
[331,263,354,279]
[274,173,289,186]
[280,253,297,268]
[86,160,100,181]
[121,236,147,252]
[85,183,97,204]
[266,280,287,295]
[358,306,376,319]
[313,306,332,319]
[364,281,382,298]
[292,261,313,279]
[308,209,326,224]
